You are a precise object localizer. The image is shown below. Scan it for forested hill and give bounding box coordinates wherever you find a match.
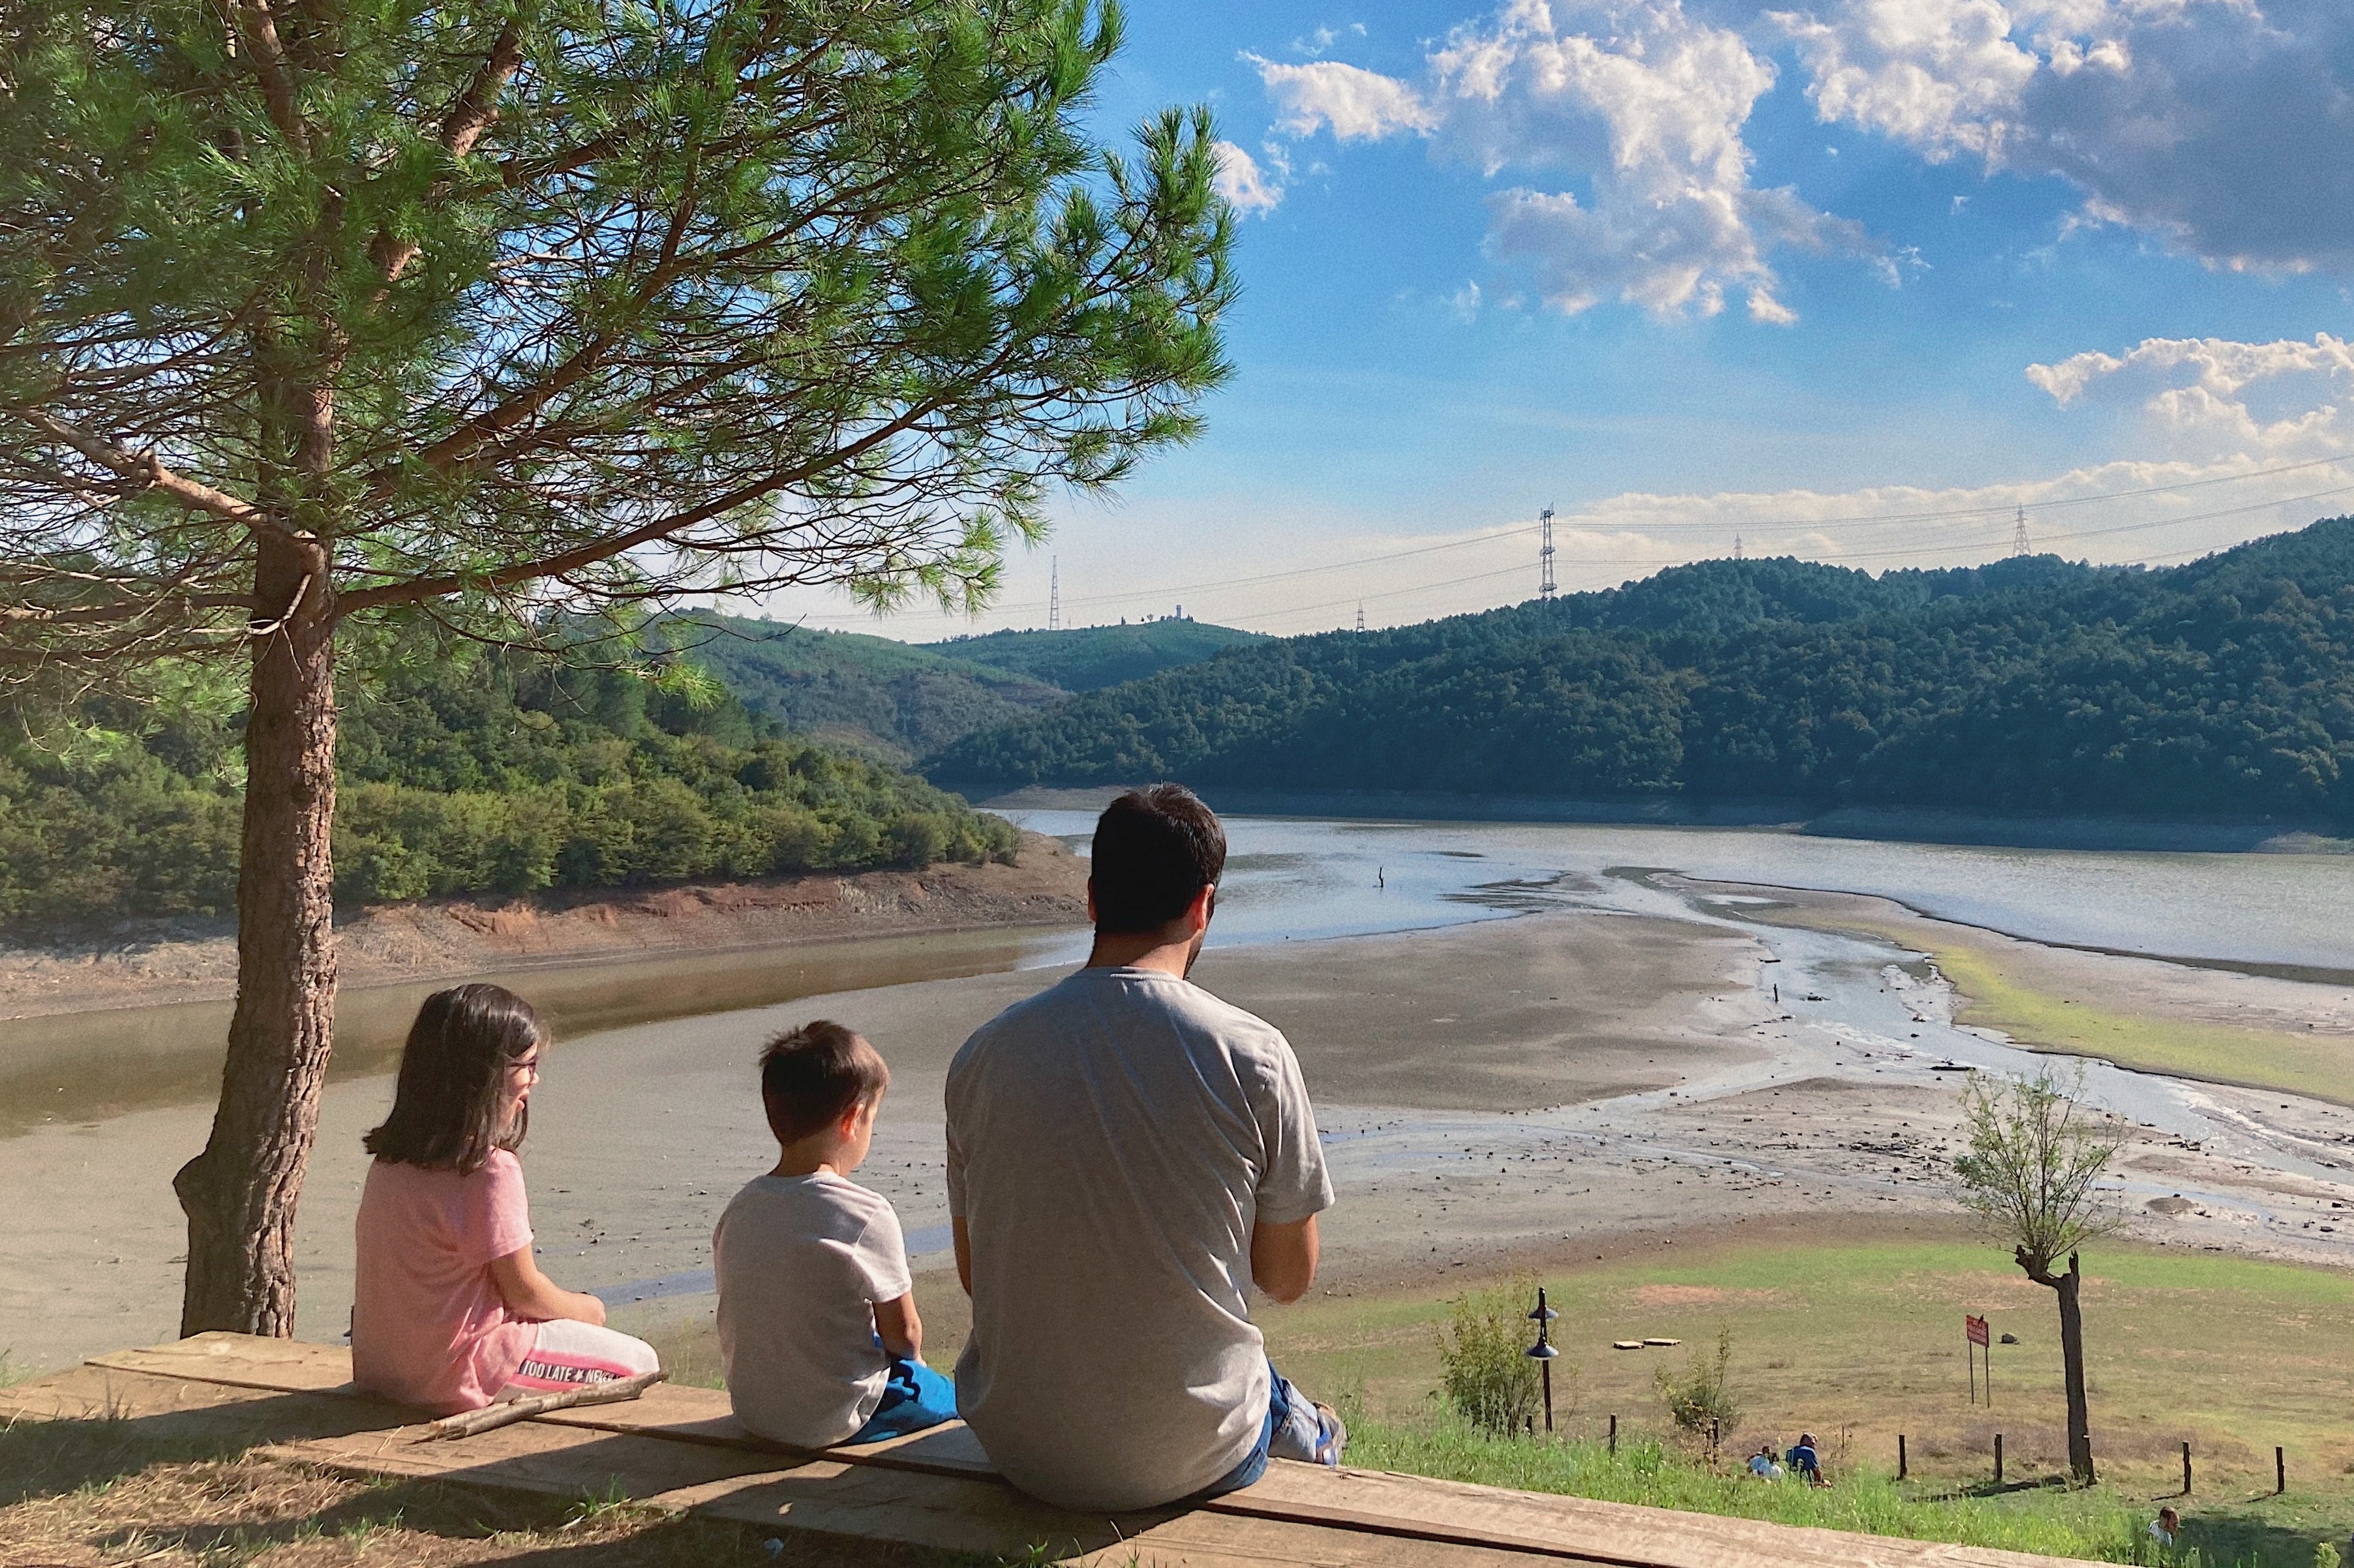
[0,653,1016,933]
[926,518,2354,826]
[656,612,1259,762]
[920,620,1261,691]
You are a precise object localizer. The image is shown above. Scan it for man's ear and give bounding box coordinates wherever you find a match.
[1185,882,1216,933]
[1085,877,1097,925]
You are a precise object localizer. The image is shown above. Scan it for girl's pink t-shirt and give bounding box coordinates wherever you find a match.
[352,1149,541,1413]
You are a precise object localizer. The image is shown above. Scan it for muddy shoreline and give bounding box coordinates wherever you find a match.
[0,830,1087,1023]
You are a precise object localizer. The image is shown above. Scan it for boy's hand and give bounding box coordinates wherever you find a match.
[873,1292,922,1363]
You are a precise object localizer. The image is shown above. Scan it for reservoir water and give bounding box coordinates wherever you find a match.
[1003,811,2353,976]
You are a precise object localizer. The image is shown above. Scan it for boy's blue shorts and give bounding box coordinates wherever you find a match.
[849,1355,958,1443]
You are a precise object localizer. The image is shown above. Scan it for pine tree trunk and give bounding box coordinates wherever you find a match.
[173,536,338,1336]
[2056,1252,2095,1483]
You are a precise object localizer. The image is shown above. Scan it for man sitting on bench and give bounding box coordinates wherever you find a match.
[945,784,1346,1511]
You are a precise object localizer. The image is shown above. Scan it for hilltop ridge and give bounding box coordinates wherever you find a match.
[925,517,2354,829]
[663,611,1259,761]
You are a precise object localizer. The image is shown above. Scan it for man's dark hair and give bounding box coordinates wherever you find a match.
[1090,783,1227,934]
[761,1019,890,1144]
[364,984,548,1173]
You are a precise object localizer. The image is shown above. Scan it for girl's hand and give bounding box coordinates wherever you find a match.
[490,1245,605,1325]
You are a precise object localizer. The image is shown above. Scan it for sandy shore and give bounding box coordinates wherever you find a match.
[0,831,1089,1021]
[12,896,2352,1379]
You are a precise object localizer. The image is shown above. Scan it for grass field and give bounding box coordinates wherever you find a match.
[1926,939,2354,1108]
[1762,901,2354,1108]
[629,1229,2354,1565]
[1257,1233,2354,1566]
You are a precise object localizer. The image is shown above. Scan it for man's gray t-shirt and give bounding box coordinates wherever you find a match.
[945,965,1333,1511]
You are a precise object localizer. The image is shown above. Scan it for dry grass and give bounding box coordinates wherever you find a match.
[0,1412,999,1568]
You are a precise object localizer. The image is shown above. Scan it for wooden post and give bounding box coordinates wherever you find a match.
[2276,1446,2286,1495]
[1994,1432,2004,1484]
[1898,1433,1908,1481]
[1608,1413,1618,1456]
[2182,1441,2192,1497]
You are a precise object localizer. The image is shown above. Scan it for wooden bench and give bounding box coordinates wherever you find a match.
[5,1334,2086,1567]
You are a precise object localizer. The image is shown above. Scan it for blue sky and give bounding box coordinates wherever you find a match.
[767,0,2354,638]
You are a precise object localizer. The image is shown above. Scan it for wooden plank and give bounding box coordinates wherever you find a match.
[87,1332,355,1394]
[692,1456,1175,1560]
[539,1392,1004,1481]
[1223,1462,2083,1568]
[0,1364,277,1425]
[44,1342,2089,1568]
[261,1418,803,1514]
[1106,1510,1585,1567]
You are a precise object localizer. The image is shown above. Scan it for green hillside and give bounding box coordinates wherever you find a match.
[926,517,2354,827]
[0,651,1017,933]
[659,611,1259,762]
[658,612,1058,762]
[921,619,1262,691]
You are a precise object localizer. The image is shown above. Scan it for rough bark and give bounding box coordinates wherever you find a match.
[2018,1245,2098,1483]
[2055,1252,2095,1482]
[173,534,338,1336]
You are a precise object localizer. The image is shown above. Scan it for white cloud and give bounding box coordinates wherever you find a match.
[1213,140,1285,217]
[1291,21,1369,57]
[1769,0,2037,161]
[1250,56,1441,140]
[1252,0,1887,324]
[2028,334,2354,455]
[1771,0,2354,273]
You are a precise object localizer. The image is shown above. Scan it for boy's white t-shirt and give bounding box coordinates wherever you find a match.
[712,1169,913,1447]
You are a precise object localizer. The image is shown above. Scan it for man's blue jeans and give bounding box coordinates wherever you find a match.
[1200,1359,1323,1496]
[849,1355,959,1443]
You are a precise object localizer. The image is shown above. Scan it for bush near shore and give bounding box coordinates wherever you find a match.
[0,650,1018,933]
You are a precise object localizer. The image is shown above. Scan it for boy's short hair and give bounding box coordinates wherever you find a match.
[760,1020,890,1144]
[1090,783,1227,934]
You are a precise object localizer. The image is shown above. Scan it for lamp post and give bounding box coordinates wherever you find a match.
[1526,1286,1560,1434]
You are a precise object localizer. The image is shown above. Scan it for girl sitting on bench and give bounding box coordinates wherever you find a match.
[352,984,657,1413]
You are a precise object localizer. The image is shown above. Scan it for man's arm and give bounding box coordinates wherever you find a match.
[872,1291,923,1362]
[1249,1213,1318,1304]
[952,1215,972,1297]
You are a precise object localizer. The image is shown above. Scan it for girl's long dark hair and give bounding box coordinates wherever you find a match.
[363,984,547,1173]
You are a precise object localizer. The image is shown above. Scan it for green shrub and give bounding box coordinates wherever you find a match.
[1656,1323,1741,1442]
[1436,1282,1553,1437]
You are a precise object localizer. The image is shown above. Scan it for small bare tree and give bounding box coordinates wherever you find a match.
[1951,1066,2126,1483]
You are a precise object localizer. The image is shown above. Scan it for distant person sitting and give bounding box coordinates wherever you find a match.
[1785,1432,1825,1485]
[714,1022,956,1447]
[1748,1444,1784,1480]
[353,985,659,1414]
[946,783,1344,1511]
[2149,1507,2180,1546]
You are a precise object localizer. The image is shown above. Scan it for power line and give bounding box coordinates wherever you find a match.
[774,451,2354,628]
[1224,481,2354,631]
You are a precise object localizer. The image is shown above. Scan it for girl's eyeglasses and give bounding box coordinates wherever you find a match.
[508,1055,542,1081]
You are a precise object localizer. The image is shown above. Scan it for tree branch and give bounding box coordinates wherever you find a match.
[337,471,804,617]
[7,409,307,543]
[219,0,312,153]
[370,18,524,288]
